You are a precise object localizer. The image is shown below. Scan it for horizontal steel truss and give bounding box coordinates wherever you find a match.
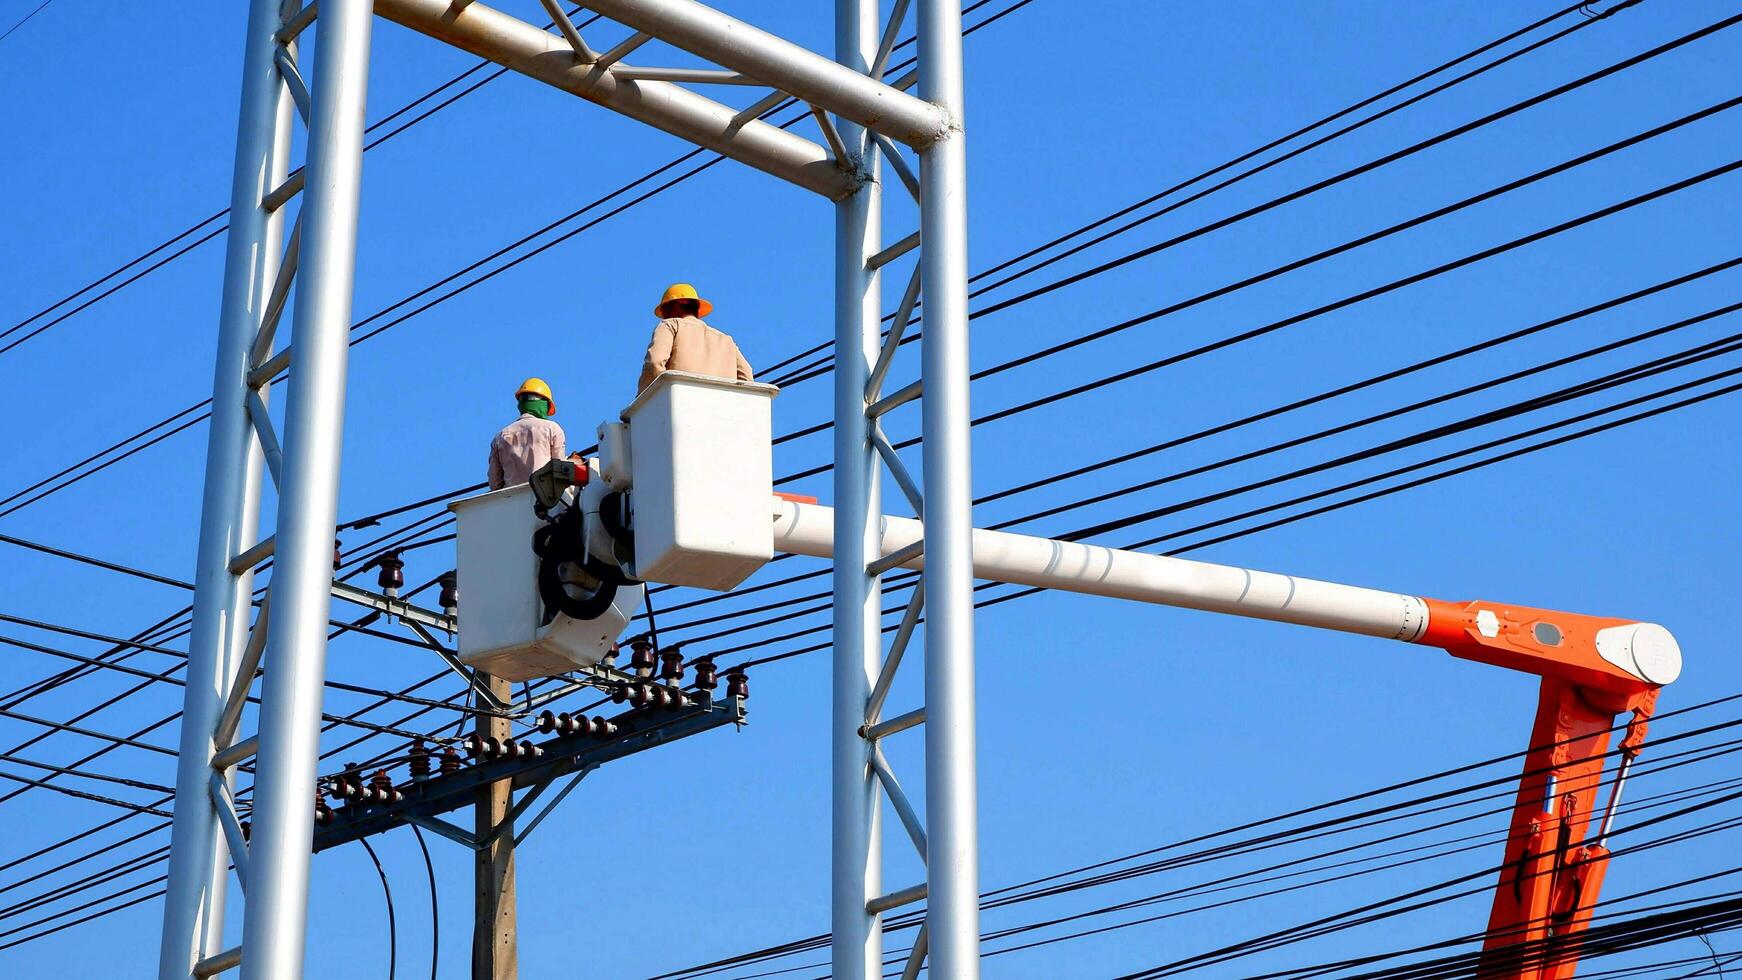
[372,0,953,200]
[314,692,745,850]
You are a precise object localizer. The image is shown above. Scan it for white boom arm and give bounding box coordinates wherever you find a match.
[769,498,1681,690]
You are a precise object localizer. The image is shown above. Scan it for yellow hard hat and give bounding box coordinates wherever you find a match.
[515,377,555,415]
[655,282,713,318]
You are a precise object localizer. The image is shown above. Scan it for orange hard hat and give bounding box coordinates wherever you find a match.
[655,282,713,318]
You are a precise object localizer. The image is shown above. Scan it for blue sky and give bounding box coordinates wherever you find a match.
[2,0,1741,976]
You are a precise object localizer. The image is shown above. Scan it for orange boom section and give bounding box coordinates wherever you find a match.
[1416,597,1676,979]
[1420,597,1679,699]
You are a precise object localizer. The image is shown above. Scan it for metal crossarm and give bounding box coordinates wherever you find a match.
[314,696,743,850]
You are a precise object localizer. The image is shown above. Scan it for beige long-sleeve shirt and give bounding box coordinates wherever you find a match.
[488,413,566,489]
[638,315,754,393]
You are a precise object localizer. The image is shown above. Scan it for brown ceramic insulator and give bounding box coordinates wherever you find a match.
[659,650,684,682]
[693,658,719,691]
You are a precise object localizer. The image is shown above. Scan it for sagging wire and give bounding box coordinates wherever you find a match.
[410,825,439,980]
[358,837,398,980]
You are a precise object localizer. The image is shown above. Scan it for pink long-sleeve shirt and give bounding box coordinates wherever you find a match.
[487,413,566,489]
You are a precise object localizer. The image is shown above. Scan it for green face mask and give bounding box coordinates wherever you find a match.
[519,396,551,419]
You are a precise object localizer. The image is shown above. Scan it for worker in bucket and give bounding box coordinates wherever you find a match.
[638,283,755,393]
[487,378,568,490]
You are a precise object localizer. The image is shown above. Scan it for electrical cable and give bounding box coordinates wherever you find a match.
[4,0,1630,538]
[766,5,1738,387]
[953,0,1655,320]
[0,0,54,45]
[194,106,1742,635]
[0,32,1686,852]
[677,323,1742,657]
[770,80,1742,410]
[0,0,1025,520]
[717,358,1742,674]
[0,501,478,821]
[0,632,457,741]
[0,9,607,357]
[0,7,1721,960]
[640,251,1742,630]
[1107,789,1742,978]
[754,0,1611,378]
[27,346,1728,960]
[0,846,170,923]
[0,665,469,900]
[774,151,1742,487]
[1050,310,1742,543]
[646,718,1742,979]
[668,295,1729,647]
[3,400,1728,967]
[410,824,438,980]
[0,1,1045,854]
[0,534,192,590]
[0,769,168,818]
[358,837,398,980]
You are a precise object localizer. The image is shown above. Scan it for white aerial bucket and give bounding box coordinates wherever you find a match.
[616,372,779,591]
[449,478,644,681]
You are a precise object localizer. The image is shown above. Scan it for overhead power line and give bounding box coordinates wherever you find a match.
[1,3,1728,963]
[757,0,1634,379]
[0,8,607,357]
[644,705,1742,979]
[770,9,1742,390]
[775,152,1742,489]
[2,0,1642,521]
[47,9,1713,563]
[0,0,54,46]
[718,357,1742,673]
[0,0,1025,519]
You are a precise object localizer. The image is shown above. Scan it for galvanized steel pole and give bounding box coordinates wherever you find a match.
[832,0,882,976]
[157,0,292,975]
[239,1,374,976]
[915,0,979,975]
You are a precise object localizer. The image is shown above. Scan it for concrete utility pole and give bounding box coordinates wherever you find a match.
[474,673,517,980]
